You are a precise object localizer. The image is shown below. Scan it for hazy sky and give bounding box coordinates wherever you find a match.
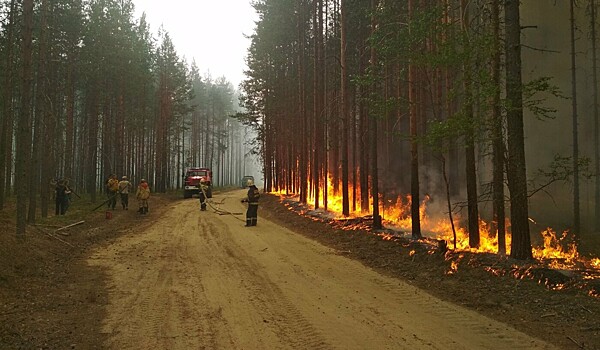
[133,0,258,88]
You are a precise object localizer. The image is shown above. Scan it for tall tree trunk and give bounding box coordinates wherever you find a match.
[16,0,35,236]
[461,0,480,248]
[63,57,76,201]
[87,93,99,203]
[299,1,308,204]
[178,117,184,189]
[323,1,330,211]
[592,0,600,233]
[492,0,506,254]
[0,0,17,210]
[341,0,350,217]
[445,2,460,198]
[359,51,370,213]
[505,0,532,260]
[370,0,382,229]
[116,88,125,177]
[313,0,324,210]
[352,93,358,212]
[570,0,580,238]
[409,0,422,238]
[29,0,51,223]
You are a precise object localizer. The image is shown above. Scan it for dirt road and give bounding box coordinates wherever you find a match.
[88,189,556,350]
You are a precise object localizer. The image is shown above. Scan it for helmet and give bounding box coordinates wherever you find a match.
[247,179,254,186]
[122,176,127,180]
[141,179,146,183]
[200,177,207,183]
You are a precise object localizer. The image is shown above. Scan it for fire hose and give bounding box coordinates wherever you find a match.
[91,193,119,211]
[200,186,246,222]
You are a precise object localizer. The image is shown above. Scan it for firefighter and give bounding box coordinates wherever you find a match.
[118,176,132,210]
[136,179,150,214]
[106,174,119,210]
[55,179,71,215]
[198,177,209,211]
[241,179,260,226]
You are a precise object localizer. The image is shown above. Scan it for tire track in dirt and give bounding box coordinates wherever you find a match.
[90,207,222,349]
[194,210,333,349]
[324,266,549,350]
[90,191,558,349]
[219,194,558,350]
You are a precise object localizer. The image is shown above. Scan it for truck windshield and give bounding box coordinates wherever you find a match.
[188,171,207,177]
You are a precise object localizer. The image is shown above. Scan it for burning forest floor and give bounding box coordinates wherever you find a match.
[259,193,600,350]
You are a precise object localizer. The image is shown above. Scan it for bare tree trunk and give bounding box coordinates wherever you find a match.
[591,0,600,232]
[409,0,421,238]
[370,0,382,229]
[313,0,324,209]
[461,0,480,248]
[341,0,350,217]
[359,54,370,213]
[442,156,457,249]
[352,93,358,212]
[178,117,183,189]
[29,0,51,224]
[491,0,506,254]
[570,0,580,239]
[299,1,309,204]
[87,94,99,203]
[16,0,35,236]
[445,1,460,198]
[115,90,125,177]
[65,56,76,179]
[505,0,532,260]
[0,0,17,210]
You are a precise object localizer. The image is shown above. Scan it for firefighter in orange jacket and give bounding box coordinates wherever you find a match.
[136,179,150,214]
[198,177,209,211]
[106,174,119,210]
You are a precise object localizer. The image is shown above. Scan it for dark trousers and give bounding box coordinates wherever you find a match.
[55,197,68,215]
[120,193,129,209]
[199,193,207,211]
[108,192,117,209]
[246,204,258,226]
[138,199,148,214]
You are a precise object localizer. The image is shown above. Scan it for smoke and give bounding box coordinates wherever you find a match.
[521,1,596,231]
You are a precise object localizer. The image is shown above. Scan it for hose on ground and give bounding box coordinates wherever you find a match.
[200,186,245,222]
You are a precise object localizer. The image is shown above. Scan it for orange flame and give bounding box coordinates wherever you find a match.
[532,228,578,268]
[447,260,458,275]
[272,174,600,270]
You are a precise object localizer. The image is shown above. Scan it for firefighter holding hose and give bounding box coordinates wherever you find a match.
[241,179,260,226]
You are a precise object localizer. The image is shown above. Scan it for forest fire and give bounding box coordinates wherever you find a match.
[446,260,459,275]
[274,177,600,273]
[532,228,579,268]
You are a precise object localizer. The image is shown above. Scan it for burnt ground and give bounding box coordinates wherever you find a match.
[1,191,599,350]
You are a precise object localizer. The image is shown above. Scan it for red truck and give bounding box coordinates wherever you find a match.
[183,167,213,199]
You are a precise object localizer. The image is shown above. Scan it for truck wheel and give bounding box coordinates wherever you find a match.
[184,190,192,199]
[207,188,212,198]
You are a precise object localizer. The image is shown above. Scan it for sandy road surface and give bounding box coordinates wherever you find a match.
[89,189,556,350]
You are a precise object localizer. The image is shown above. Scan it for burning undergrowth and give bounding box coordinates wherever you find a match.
[277,194,600,299]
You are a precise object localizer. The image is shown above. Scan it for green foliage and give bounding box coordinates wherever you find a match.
[0,0,243,198]
[371,4,470,68]
[367,2,564,161]
[522,76,565,120]
[530,154,593,198]
[426,115,468,151]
